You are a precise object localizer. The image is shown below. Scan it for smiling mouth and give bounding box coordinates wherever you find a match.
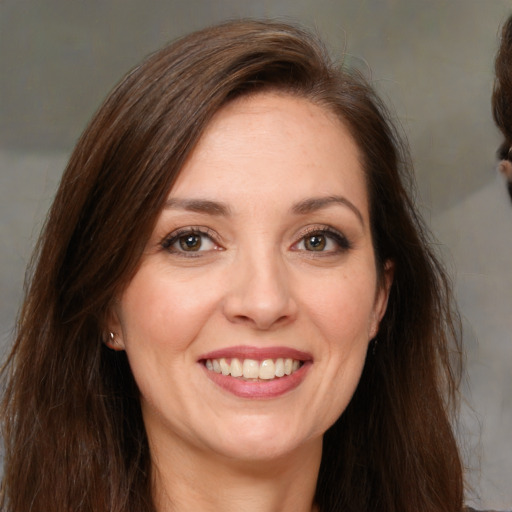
[204,357,303,381]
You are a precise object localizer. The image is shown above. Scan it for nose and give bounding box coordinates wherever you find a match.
[222,250,298,330]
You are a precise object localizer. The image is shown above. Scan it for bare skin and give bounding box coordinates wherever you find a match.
[151,434,321,512]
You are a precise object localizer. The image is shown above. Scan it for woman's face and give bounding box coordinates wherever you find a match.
[110,92,392,462]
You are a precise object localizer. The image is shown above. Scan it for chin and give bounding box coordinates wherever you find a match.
[206,416,319,463]
[215,437,310,463]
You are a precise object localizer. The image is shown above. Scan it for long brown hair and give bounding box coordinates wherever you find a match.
[1,19,463,512]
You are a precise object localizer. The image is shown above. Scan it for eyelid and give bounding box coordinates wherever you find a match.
[161,226,222,254]
[292,225,352,252]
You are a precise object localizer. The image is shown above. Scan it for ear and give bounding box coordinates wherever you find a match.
[104,307,126,351]
[369,259,394,339]
[498,159,512,180]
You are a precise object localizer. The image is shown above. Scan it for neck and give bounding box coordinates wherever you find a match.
[150,435,322,512]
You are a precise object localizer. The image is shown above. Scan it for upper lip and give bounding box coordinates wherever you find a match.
[198,345,313,362]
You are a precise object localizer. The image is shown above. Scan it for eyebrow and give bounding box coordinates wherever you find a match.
[163,195,364,225]
[164,198,231,216]
[291,195,364,226]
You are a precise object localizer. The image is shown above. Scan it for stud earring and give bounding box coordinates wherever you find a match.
[103,331,115,344]
[104,331,122,350]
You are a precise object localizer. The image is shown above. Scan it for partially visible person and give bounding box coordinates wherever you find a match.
[492,14,512,201]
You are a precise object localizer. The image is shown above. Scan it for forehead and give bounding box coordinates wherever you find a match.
[169,92,368,216]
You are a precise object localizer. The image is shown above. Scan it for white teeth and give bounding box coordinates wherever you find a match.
[242,359,260,379]
[284,358,293,375]
[205,357,303,380]
[275,358,285,377]
[259,359,275,380]
[231,357,243,377]
[219,358,230,376]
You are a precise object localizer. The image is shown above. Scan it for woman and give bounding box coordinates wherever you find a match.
[1,20,464,511]
[493,14,512,201]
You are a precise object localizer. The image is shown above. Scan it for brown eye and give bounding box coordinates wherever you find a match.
[292,227,351,254]
[162,229,218,255]
[304,234,326,251]
[179,234,202,251]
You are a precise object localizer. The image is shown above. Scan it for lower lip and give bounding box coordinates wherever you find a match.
[201,362,311,399]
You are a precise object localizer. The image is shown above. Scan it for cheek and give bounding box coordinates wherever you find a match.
[114,266,223,420]
[301,273,377,427]
[116,264,220,355]
[300,270,379,344]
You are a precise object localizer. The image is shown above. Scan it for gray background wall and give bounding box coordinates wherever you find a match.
[1,1,511,509]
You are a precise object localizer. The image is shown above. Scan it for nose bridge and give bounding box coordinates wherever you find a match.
[223,241,296,329]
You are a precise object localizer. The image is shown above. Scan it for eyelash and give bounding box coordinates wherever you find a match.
[293,225,352,254]
[161,227,220,257]
[160,225,352,257]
